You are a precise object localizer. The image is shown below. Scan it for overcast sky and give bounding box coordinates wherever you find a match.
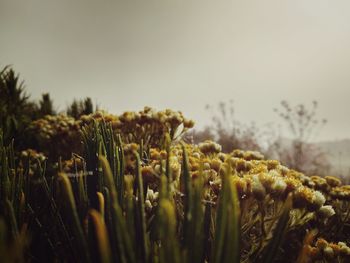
[1,0,350,141]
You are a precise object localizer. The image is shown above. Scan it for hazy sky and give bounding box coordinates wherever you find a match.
[1,0,350,141]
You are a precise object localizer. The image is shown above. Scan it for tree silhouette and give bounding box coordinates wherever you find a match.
[39,93,56,117]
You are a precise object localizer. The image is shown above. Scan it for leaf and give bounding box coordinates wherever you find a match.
[88,209,112,263]
[158,199,180,263]
[99,155,136,263]
[58,173,90,263]
[135,151,149,263]
[212,164,241,263]
[260,195,292,263]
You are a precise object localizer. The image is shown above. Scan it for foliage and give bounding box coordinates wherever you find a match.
[1,113,350,262]
[0,66,34,146]
[67,97,95,119]
[27,107,194,160]
[0,67,348,262]
[0,66,58,149]
[38,93,56,117]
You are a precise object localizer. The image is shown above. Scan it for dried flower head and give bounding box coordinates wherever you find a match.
[198,140,222,155]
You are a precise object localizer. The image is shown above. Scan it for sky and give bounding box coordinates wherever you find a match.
[1,0,350,142]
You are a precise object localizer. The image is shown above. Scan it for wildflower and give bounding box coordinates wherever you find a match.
[192,152,201,159]
[141,166,156,184]
[123,143,139,155]
[317,205,335,218]
[160,150,167,159]
[198,140,222,155]
[250,174,266,200]
[323,246,334,259]
[248,163,267,174]
[170,156,181,180]
[293,186,314,209]
[232,176,248,198]
[266,160,280,170]
[183,119,195,129]
[145,200,152,212]
[312,191,326,210]
[202,169,217,185]
[306,245,321,259]
[278,165,290,176]
[235,159,249,173]
[338,242,350,256]
[145,189,159,212]
[258,172,276,192]
[310,176,329,191]
[209,176,221,192]
[217,153,226,162]
[316,238,328,250]
[202,162,211,171]
[243,151,264,161]
[270,178,287,197]
[325,176,342,187]
[234,158,252,173]
[154,164,162,175]
[231,149,245,158]
[150,149,161,160]
[330,186,350,200]
[284,177,301,193]
[210,159,222,172]
[120,111,136,122]
[146,188,159,203]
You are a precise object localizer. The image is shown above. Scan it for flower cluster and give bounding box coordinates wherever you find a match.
[118,143,336,216]
[110,143,349,262]
[145,188,159,213]
[28,114,81,159]
[27,107,194,160]
[198,140,222,155]
[79,107,194,148]
[60,156,85,174]
[306,238,350,261]
[20,148,46,162]
[31,110,350,262]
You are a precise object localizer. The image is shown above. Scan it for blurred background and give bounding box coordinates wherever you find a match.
[1,0,350,179]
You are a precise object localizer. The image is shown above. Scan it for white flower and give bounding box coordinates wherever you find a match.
[251,175,266,200]
[145,200,152,212]
[338,242,350,255]
[323,246,334,259]
[312,191,326,209]
[318,205,335,218]
[271,178,287,195]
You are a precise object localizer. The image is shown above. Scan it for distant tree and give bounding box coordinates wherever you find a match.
[184,127,215,145]
[38,93,56,117]
[83,97,93,115]
[272,100,330,175]
[67,97,94,119]
[67,100,80,119]
[191,100,262,153]
[0,66,34,145]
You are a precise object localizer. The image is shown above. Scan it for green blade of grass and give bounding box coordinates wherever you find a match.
[260,195,292,263]
[99,155,136,263]
[158,199,180,263]
[58,173,90,263]
[213,164,241,263]
[88,209,112,263]
[181,143,192,248]
[5,199,18,239]
[135,151,149,263]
